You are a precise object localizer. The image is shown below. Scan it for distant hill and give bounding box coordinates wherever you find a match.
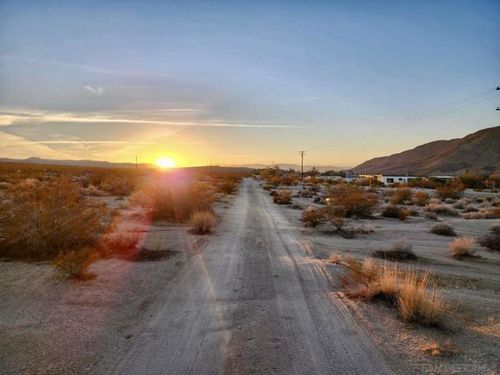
[354,126,500,176]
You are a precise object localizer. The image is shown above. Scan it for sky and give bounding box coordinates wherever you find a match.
[0,0,499,168]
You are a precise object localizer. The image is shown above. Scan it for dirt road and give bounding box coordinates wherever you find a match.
[107,178,391,375]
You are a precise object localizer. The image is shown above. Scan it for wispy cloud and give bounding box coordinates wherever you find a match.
[0,109,300,129]
[11,140,154,145]
[83,85,104,96]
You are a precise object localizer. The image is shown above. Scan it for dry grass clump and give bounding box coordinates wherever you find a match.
[273,189,292,204]
[425,203,459,216]
[464,207,500,220]
[302,206,325,227]
[430,223,456,236]
[390,188,412,205]
[132,180,213,222]
[53,248,97,281]
[397,272,445,325]
[448,237,476,258]
[190,210,216,235]
[412,191,430,206]
[479,225,500,251]
[381,205,410,221]
[0,177,110,260]
[331,255,445,325]
[372,241,417,261]
[326,184,379,218]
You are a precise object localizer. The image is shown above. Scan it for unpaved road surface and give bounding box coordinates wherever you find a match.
[106,179,391,374]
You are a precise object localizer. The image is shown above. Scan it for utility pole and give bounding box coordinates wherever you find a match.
[298,150,306,185]
[135,156,138,170]
[210,158,213,178]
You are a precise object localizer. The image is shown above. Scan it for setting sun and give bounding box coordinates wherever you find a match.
[155,157,176,169]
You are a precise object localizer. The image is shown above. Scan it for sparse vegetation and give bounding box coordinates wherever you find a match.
[53,248,97,280]
[436,181,465,200]
[479,225,500,251]
[331,255,445,326]
[464,207,500,220]
[372,241,417,261]
[381,205,410,221]
[190,210,216,234]
[412,191,430,206]
[391,188,412,205]
[132,180,213,222]
[430,223,456,236]
[448,237,476,258]
[302,206,325,227]
[325,184,379,218]
[425,203,459,216]
[0,178,110,260]
[273,189,292,205]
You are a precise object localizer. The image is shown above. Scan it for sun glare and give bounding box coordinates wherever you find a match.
[155,157,177,169]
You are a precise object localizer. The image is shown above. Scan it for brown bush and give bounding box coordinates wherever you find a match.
[53,248,97,280]
[190,211,216,234]
[431,223,456,236]
[382,205,410,221]
[448,237,476,258]
[425,203,459,216]
[132,180,213,222]
[391,188,412,205]
[436,181,465,200]
[413,191,430,206]
[97,230,142,258]
[326,184,378,218]
[219,179,237,195]
[479,225,500,251]
[464,207,500,220]
[273,189,292,205]
[302,207,325,227]
[372,241,417,261]
[0,178,110,260]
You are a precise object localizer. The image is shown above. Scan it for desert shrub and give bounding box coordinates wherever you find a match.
[326,184,378,218]
[332,256,444,326]
[436,181,465,200]
[53,248,97,280]
[372,241,417,261]
[0,178,110,260]
[430,223,456,236]
[448,237,476,258]
[425,203,459,216]
[97,230,142,258]
[464,207,500,220]
[302,207,325,227]
[99,175,139,196]
[273,189,292,205]
[219,179,237,195]
[478,225,500,251]
[391,188,412,205]
[412,191,430,206]
[425,212,438,221]
[190,210,216,234]
[382,205,410,221]
[299,189,313,198]
[132,180,213,222]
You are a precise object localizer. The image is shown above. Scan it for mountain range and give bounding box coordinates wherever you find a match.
[354,126,500,175]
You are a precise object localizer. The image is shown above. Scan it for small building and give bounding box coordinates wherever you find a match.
[360,174,418,185]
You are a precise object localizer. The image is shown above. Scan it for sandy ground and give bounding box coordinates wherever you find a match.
[1,179,392,375]
[274,184,500,374]
[1,179,498,374]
